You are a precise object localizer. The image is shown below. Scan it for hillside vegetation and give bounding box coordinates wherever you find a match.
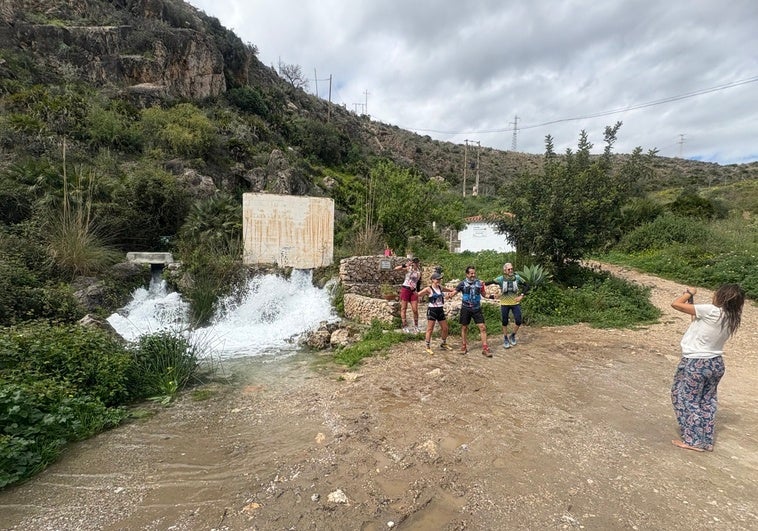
[0,0,754,307]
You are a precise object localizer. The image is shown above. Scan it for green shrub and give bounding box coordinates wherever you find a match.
[0,379,126,488]
[96,165,190,251]
[291,118,347,165]
[332,282,345,317]
[620,197,664,229]
[0,257,81,325]
[666,190,727,220]
[0,175,34,224]
[333,320,416,367]
[226,86,269,117]
[127,331,199,405]
[520,267,659,328]
[569,275,660,328]
[0,322,132,406]
[617,214,707,253]
[85,100,141,151]
[179,247,245,326]
[521,283,572,326]
[139,103,217,158]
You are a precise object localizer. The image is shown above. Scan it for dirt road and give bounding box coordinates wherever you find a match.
[2,264,757,530]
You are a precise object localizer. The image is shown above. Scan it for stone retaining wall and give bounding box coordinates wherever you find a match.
[343,293,399,324]
[339,255,455,324]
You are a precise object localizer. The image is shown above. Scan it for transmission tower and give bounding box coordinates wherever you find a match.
[509,115,519,151]
[678,133,686,158]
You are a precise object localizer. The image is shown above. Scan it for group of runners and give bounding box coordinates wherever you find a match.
[394,258,528,357]
[394,257,747,453]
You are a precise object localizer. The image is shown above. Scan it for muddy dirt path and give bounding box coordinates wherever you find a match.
[2,264,757,530]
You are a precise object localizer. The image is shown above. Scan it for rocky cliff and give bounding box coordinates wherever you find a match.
[0,0,265,100]
[0,0,754,195]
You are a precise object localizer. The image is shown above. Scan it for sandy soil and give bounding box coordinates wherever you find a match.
[2,264,757,530]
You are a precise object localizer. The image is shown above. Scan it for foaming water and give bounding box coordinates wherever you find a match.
[107,269,337,358]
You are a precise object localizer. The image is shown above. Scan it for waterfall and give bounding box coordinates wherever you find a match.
[106,269,338,358]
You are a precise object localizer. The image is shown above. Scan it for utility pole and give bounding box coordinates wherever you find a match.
[472,140,481,196]
[314,68,318,97]
[678,133,686,158]
[462,140,469,197]
[327,74,332,122]
[509,115,519,151]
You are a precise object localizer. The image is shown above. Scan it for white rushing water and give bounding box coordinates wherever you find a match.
[107,269,338,358]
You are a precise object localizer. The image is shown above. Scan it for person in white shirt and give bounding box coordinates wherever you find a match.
[670,284,745,452]
[394,257,421,333]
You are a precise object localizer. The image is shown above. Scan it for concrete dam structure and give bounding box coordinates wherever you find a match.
[242,193,334,269]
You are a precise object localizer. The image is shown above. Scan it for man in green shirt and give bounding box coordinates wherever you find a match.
[486,263,528,349]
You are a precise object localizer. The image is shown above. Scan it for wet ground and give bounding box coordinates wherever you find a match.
[1,264,757,530]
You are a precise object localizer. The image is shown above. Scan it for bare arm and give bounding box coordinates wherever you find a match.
[671,287,697,317]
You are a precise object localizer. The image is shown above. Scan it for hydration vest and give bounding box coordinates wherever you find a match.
[502,275,519,294]
[461,279,483,308]
[428,286,445,307]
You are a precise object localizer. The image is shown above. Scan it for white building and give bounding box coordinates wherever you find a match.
[454,215,515,253]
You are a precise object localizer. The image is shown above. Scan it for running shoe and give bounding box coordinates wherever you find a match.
[482,344,492,358]
[503,337,511,349]
[509,333,517,346]
[439,342,453,351]
[424,345,434,355]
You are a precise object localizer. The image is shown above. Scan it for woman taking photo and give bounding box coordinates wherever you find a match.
[670,284,745,452]
[394,257,421,333]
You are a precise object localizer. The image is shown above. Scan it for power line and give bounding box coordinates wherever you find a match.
[392,75,758,136]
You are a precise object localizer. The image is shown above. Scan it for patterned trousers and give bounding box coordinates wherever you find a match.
[671,356,725,451]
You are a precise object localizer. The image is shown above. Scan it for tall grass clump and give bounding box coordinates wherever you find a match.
[181,245,246,326]
[46,157,121,279]
[128,331,200,405]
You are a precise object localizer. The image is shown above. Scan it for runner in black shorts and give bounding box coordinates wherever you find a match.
[417,271,456,354]
[454,266,494,356]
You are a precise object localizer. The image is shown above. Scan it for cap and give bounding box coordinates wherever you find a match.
[431,272,443,280]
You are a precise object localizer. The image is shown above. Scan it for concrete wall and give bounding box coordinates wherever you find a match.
[242,193,334,269]
[126,252,174,264]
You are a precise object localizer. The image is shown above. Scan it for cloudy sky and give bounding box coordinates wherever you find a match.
[187,0,758,165]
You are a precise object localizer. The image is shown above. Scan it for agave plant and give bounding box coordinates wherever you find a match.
[516,264,552,288]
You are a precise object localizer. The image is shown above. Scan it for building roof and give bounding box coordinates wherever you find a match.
[463,212,514,223]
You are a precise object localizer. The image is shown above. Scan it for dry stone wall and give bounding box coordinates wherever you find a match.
[343,293,398,325]
[339,255,454,324]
